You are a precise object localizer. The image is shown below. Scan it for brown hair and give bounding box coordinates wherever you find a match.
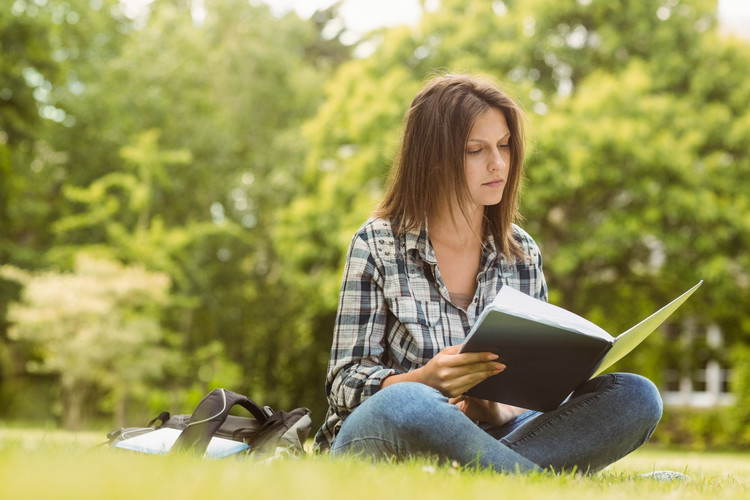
[374,73,527,260]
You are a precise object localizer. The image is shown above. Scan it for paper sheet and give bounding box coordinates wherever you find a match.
[114,427,250,458]
[491,286,613,341]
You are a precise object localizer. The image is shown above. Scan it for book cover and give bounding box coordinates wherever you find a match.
[460,281,702,411]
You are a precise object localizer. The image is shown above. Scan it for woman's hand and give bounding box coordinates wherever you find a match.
[450,396,527,427]
[382,344,505,397]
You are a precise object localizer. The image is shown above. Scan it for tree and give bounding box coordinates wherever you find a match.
[0,0,131,267]
[1,0,342,423]
[274,0,750,422]
[0,0,134,421]
[1,254,172,429]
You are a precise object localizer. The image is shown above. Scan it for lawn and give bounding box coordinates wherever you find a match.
[1,427,748,499]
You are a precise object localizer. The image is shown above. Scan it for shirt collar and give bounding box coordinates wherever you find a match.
[403,221,436,265]
[404,219,500,269]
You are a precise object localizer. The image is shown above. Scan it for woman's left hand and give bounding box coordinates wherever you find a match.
[450,396,526,427]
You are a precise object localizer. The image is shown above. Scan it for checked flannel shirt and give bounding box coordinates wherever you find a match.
[313,217,548,451]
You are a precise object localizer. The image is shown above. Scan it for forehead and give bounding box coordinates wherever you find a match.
[467,107,510,140]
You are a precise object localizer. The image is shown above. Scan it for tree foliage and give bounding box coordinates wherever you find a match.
[1,254,172,428]
[275,0,750,420]
[1,0,749,435]
[1,0,332,425]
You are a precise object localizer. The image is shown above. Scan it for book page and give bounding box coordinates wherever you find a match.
[492,286,613,341]
[114,427,250,458]
[114,427,181,455]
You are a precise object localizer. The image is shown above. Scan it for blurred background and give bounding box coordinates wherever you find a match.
[1,0,748,450]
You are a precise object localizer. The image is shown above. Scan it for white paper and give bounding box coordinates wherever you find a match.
[491,286,613,341]
[114,427,250,458]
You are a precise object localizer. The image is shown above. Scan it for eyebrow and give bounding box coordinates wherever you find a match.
[467,132,511,143]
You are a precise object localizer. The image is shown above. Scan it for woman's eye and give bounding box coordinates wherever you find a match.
[498,143,510,149]
[467,149,482,155]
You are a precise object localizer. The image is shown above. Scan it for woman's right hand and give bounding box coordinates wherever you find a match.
[381,344,505,397]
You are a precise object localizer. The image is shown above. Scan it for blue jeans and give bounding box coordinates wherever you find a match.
[331,373,663,473]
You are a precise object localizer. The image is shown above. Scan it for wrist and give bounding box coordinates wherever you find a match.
[381,367,423,389]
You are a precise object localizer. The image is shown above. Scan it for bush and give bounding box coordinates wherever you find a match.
[651,406,750,451]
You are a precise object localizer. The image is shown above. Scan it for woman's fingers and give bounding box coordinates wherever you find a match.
[437,345,501,369]
[444,367,503,396]
[419,345,505,396]
[439,350,505,377]
[436,360,504,382]
[436,359,505,396]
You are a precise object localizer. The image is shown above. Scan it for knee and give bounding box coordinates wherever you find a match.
[356,382,453,433]
[614,373,663,428]
[334,382,451,454]
[370,382,446,421]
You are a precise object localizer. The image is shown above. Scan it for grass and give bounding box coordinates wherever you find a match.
[1,427,748,499]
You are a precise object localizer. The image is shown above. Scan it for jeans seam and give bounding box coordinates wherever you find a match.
[502,373,620,450]
[333,435,396,454]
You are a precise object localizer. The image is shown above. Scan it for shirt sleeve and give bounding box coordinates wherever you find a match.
[325,232,397,418]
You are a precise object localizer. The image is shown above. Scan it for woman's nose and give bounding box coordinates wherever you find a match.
[489,149,508,170]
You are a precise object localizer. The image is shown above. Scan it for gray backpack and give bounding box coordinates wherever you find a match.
[107,388,312,458]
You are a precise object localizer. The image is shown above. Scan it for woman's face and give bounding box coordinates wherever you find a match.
[463,107,511,212]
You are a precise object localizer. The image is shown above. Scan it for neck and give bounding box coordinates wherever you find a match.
[428,206,484,249]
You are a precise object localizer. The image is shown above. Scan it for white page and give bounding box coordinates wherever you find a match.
[592,281,703,377]
[114,427,250,458]
[114,427,181,455]
[491,286,613,341]
[204,434,250,458]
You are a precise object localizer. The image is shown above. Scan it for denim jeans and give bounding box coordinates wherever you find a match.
[330,373,663,473]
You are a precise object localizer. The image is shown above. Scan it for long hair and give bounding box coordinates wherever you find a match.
[374,73,527,260]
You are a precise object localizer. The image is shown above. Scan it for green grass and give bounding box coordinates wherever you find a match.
[1,427,748,499]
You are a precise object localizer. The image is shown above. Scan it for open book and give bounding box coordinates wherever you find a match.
[459,281,702,411]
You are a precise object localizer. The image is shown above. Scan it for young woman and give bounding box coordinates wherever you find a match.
[313,74,663,473]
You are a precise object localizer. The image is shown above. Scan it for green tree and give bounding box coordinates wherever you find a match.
[1,0,341,424]
[1,1,133,421]
[2,0,340,422]
[58,0,328,413]
[274,0,750,421]
[1,254,172,429]
[0,0,131,266]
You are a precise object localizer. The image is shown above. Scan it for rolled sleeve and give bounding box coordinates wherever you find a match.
[326,233,398,417]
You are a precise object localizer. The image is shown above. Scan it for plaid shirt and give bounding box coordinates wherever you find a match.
[313,217,547,451]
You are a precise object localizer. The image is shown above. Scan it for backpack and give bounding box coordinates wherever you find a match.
[107,388,312,458]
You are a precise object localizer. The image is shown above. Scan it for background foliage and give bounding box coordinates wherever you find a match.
[1,0,748,446]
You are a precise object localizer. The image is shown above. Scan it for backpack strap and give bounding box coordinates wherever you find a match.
[235,407,312,455]
[171,388,271,455]
[147,411,171,428]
